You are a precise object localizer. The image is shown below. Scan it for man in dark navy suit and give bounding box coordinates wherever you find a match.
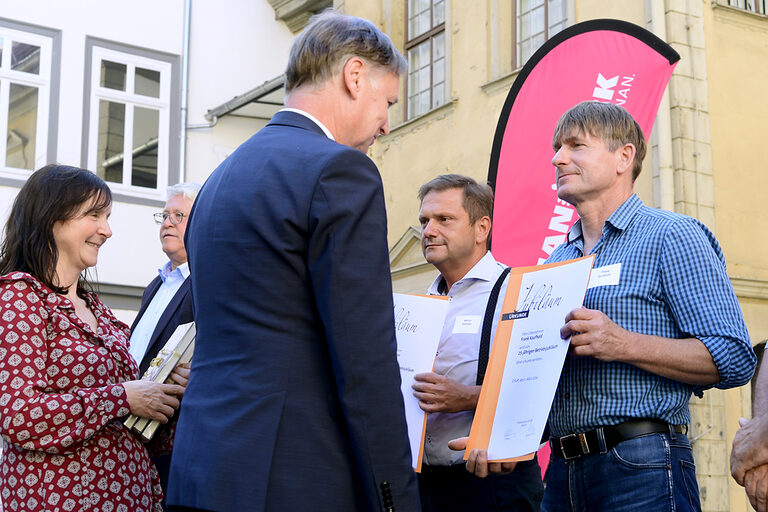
[167,11,420,512]
[130,182,199,505]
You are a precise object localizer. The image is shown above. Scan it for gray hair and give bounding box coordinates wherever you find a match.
[167,182,201,201]
[553,101,647,181]
[285,10,407,94]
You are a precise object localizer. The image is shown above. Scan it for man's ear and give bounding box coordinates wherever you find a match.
[616,143,636,176]
[342,57,366,100]
[475,216,492,246]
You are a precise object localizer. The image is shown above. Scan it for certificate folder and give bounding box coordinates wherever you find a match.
[393,293,449,472]
[465,256,594,462]
[124,322,196,442]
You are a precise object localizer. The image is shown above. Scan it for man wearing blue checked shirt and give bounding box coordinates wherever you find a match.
[455,101,756,511]
[540,101,756,511]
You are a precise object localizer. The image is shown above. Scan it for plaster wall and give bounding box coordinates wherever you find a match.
[0,1,295,296]
[184,0,294,183]
[703,5,768,284]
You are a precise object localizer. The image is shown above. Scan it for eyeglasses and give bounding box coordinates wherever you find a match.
[153,211,187,225]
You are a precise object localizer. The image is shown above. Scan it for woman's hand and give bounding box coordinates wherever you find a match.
[123,380,185,423]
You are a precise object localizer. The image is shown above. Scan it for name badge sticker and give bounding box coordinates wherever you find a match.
[453,315,482,334]
[587,263,621,289]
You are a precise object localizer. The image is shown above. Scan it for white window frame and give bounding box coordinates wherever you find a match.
[514,0,568,69]
[729,0,767,15]
[0,26,52,179]
[405,0,448,121]
[86,46,172,200]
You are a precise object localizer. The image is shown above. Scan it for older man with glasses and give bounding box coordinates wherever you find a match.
[129,181,201,508]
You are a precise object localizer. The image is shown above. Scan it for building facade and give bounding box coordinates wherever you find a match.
[1,0,766,510]
[340,1,766,510]
[0,0,296,322]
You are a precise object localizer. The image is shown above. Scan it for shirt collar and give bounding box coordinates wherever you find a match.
[567,194,643,244]
[158,261,190,282]
[279,108,335,141]
[567,219,583,243]
[427,251,499,295]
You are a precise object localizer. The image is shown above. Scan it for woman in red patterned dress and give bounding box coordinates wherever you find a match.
[0,165,188,512]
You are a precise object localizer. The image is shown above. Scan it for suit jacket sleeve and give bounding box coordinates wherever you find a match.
[307,148,420,511]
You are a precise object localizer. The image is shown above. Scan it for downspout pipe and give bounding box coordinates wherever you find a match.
[650,0,675,212]
[179,0,192,183]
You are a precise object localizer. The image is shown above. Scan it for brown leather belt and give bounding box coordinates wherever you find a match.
[551,419,688,460]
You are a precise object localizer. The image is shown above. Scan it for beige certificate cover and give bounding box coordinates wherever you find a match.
[123,322,196,441]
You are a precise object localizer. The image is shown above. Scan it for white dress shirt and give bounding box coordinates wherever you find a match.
[423,251,508,465]
[129,261,190,365]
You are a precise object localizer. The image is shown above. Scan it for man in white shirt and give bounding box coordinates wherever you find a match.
[129,181,200,505]
[413,174,544,511]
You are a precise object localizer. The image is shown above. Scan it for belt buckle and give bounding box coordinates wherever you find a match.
[559,432,591,460]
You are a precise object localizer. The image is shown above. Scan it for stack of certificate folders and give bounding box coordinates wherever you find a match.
[123,322,196,442]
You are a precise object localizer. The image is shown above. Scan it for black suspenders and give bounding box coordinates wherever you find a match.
[476,267,511,386]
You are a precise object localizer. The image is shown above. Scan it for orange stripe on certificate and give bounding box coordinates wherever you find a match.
[465,255,595,462]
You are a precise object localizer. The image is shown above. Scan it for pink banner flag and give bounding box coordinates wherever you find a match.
[490,19,679,266]
[488,19,680,478]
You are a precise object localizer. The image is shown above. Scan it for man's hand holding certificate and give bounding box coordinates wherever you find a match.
[465,256,594,462]
[412,371,479,414]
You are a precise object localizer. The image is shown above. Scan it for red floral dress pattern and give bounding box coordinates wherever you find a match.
[0,272,163,512]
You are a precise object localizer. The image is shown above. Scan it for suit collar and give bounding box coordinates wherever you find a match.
[268,109,330,139]
[279,108,335,140]
[130,275,163,331]
[139,277,192,372]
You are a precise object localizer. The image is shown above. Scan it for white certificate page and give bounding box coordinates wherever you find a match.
[393,293,449,470]
[469,256,593,461]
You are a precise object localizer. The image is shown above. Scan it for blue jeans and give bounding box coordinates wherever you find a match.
[541,431,701,512]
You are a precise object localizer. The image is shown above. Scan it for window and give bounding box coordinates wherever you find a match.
[515,0,567,69]
[724,0,767,14]
[0,26,53,177]
[405,0,446,120]
[86,46,172,198]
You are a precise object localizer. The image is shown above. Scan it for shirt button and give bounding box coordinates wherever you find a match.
[565,393,570,399]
